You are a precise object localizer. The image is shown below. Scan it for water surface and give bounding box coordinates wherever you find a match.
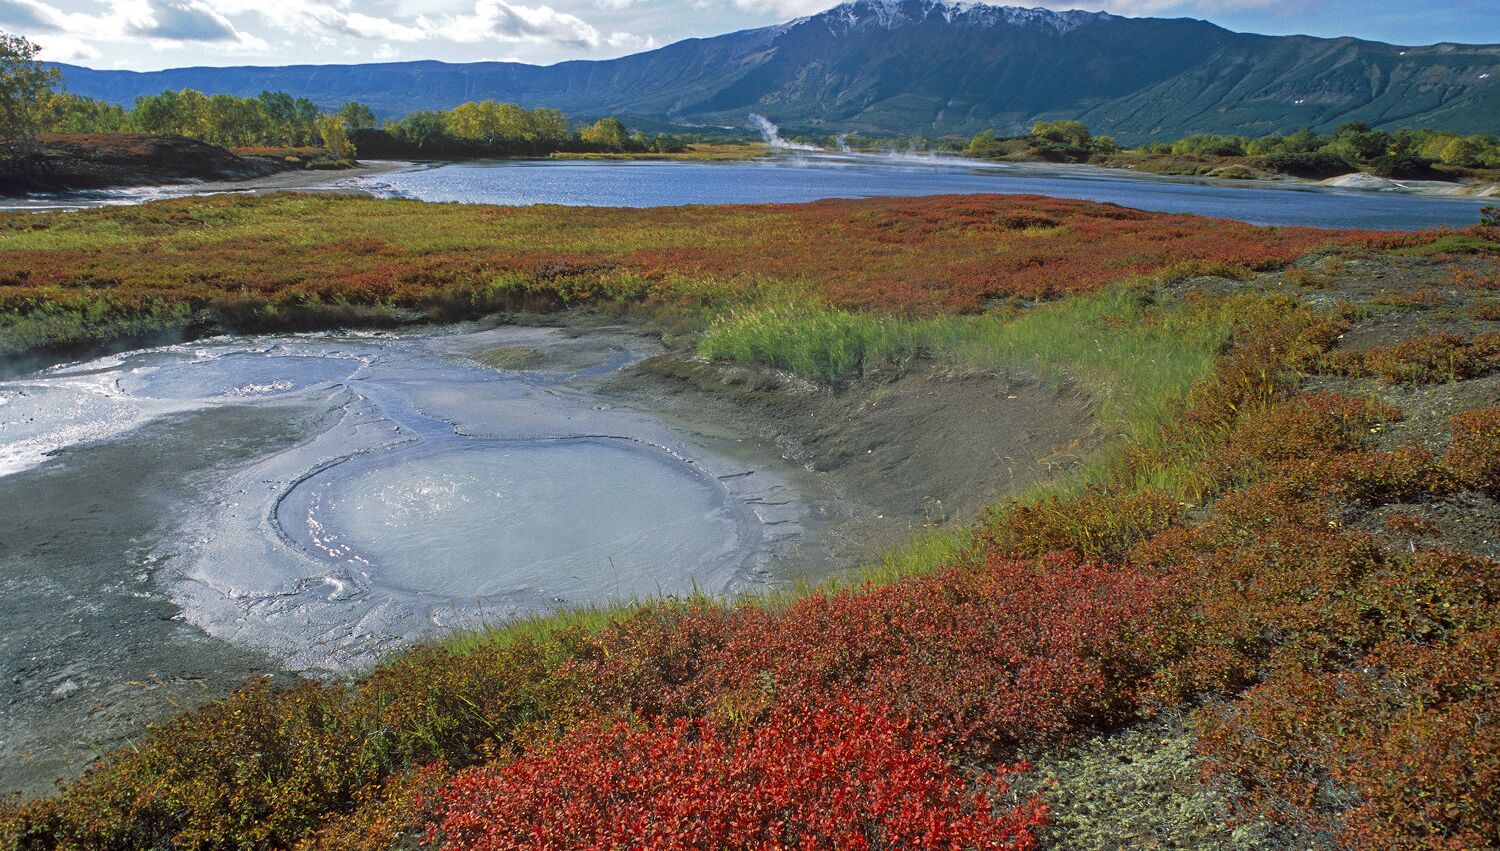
[341,152,1492,230]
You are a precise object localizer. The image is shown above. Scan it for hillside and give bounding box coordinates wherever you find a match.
[51,0,1500,142]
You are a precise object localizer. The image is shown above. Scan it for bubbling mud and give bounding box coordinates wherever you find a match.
[1,325,804,671]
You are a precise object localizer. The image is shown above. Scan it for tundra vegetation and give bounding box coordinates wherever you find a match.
[0,190,1496,850]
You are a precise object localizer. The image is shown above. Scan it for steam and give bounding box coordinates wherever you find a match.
[747,114,822,151]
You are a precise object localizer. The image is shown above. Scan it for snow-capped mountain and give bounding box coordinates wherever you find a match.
[55,0,1500,141]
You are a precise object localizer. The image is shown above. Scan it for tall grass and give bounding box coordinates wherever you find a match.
[700,286,1238,459]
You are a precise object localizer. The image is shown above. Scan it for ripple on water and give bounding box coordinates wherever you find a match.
[278,438,751,603]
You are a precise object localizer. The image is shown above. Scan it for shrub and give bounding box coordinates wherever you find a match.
[1199,628,1500,850]
[981,488,1182,562]
[1322,332,1500,384]
[1364,154,1435,179]
[567,553,1170,762]
[1209,392,1401,488]
[432,700,1048,850]
[1444,407,1500,496]
[1263,151,1350,178]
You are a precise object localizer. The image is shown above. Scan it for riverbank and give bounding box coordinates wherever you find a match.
[0,134,347,196]
[1087,151,1500,199]
[548,142,769,161]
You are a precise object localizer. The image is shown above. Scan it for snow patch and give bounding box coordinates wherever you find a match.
[814,0,1110,37]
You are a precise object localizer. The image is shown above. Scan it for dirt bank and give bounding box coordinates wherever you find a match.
[0,134,297,195]
[602,348,1100,562]
[0,134,413,200]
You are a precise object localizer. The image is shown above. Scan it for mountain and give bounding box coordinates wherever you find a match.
[52,0,1500,142]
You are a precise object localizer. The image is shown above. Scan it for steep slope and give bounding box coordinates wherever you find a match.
[52,0,1500,141]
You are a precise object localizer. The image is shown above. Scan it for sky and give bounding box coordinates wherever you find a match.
[3,0,1497,71]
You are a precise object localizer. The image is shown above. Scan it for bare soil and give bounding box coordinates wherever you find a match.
[602,349,1101,563]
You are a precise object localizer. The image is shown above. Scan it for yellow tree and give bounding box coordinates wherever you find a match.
[316,113,356,161]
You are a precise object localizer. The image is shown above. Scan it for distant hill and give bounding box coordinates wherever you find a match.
[52,0,1500,143]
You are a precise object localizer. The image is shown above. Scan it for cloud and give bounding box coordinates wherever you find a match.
[322,8,428,40]
[125,0,240,41]
[436,0,607,47]
[605,30,655,48]
[34,32,101,60]
[0,0,69,31]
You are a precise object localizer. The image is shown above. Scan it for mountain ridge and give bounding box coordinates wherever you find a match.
[50,0,1500,142]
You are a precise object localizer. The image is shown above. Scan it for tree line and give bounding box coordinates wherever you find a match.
[40,87,690,159]
[963,119,1500,178]
[352,106,691,158]
[2,31,693,167]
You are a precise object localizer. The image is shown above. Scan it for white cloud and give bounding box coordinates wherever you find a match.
[605,29,654,48]
[0,0,71,31]
[436,0,607,47]
[0,0,266,56]
[124,0,241,41]
[327,9,428,39]
[33,32,101,60]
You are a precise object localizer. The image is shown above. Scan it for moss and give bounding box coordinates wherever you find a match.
[1026,719,1327,850]
[470,345,541,371]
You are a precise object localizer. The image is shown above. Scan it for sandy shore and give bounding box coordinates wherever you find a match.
[170,158,419,196]
[1318,171,1500,199]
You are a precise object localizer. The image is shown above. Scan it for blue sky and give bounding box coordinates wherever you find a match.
[2,0,1496,70]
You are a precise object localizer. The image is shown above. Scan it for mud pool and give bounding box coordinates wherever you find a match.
[0,324,812,793]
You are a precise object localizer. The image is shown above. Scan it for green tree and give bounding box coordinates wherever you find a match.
[203,93,266,146]
[0,31,62,159]
[1283,128,1321,153]
[41,93,126,133]
[964,129,1003,158]
[1030,120,1091,148]
[1440,136,1486,167]
[395,111,448,150]
[528,107,570,147]
[335,101,376,132]
[580,116,629,150]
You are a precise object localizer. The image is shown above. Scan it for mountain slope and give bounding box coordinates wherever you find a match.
[52,0,1500,141]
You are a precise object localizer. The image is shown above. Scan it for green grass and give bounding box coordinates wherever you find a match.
[699,286,1238,494]
[1388,234,1500,256]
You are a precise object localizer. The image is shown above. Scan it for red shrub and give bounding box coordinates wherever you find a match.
[566,553,1169,761]
[432,699,1046,851]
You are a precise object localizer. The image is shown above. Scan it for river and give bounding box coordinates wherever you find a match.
[336,152,1492,230]
[4,152,1491,230]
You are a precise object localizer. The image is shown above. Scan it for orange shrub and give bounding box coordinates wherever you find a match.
[1443,407,1500,496]
[1323,331,1500,384]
